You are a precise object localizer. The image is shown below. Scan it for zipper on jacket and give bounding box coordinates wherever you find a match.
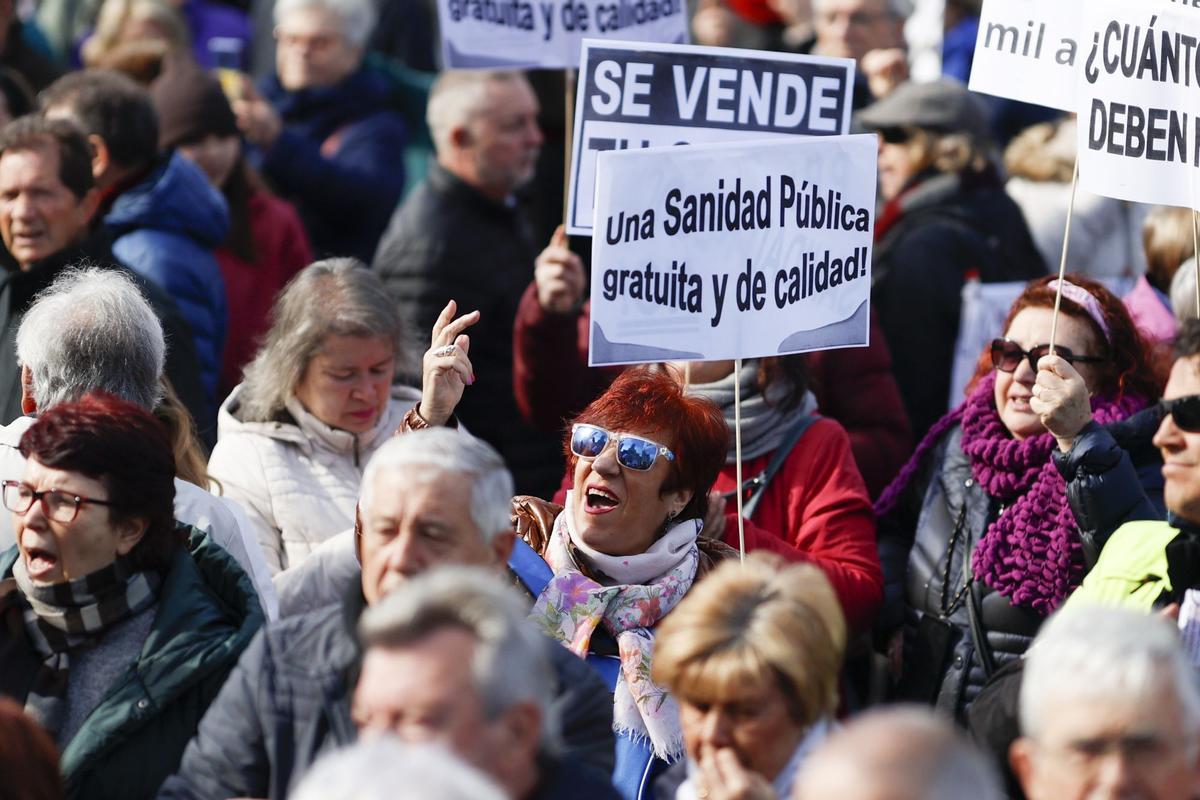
[353,434,361,468]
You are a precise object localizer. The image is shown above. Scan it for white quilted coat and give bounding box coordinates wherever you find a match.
[208,384,420,574]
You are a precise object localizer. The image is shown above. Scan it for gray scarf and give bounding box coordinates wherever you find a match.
[685,360,819,463]
[1,554,159,737]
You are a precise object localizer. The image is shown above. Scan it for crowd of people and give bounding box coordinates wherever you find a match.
[0,0,1198,799]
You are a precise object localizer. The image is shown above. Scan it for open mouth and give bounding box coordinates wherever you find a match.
[584,486,619,514]
[24,546,58,579]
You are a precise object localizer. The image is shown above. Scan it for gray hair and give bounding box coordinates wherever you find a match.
[1020,605,1200,746]
[291,738,507,800]
[359,566,557,747]
[812,0,912,17]
[273,0,376,48]
[360,428,513,543]
[795,706,1004,800]
[426,70,527,155]
[16,266,164,411]
[238,258,405,422]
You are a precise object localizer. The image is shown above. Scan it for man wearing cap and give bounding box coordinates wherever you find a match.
[855,78,1046,439]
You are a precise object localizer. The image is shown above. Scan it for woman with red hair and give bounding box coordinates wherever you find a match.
[416,308,735,799]
[874,275,1161,721]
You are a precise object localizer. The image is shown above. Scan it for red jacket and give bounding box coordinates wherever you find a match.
[552,418,882,633]
[513,282,913,497]
[216,189,312,397]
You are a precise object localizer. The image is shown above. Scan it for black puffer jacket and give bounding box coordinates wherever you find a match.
[873,168,1047,440]
[877,425,1043,721]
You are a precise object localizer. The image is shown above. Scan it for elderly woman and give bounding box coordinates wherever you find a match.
[207,259,419,574]
[858,79,1047,439]
[232,0,407,262]
[651,553,846,800]
[415,317,733,799]
[875,275,1161,720]
[0,394,262,800]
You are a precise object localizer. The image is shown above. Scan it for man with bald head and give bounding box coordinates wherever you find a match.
[794,706,1003,800]
[372,70,561,498]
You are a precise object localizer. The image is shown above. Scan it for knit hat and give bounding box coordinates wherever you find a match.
[150,57,238,151]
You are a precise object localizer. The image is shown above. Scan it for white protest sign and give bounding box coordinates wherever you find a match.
[969,0,1082,111]
[567,40,855,235]
[588,135,876,366]
[437,0,687,68]
[1077,0,1200,209]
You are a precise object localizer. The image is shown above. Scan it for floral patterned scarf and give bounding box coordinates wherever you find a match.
[529,502,700,760]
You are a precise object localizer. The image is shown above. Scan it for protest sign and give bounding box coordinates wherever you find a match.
[1077,0,1200,209]
[588,135,876,367]
[969,0,1082,111]
[566,41,855,235]
[436,0,687,68]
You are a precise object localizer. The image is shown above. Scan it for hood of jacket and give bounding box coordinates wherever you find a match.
[217,383,420,459]
[104,152,230,248]
[261,66,394,143]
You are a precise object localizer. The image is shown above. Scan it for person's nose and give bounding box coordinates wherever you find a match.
[383,529,425,577]
[10,192,35,223]
[1012,354,1038,385]
[1153,409,1182,452]
[591,440,622,476]
[699,708,732,749]
[1092,749,1138,794]
[19,493,48,530]
[528,120,545,148]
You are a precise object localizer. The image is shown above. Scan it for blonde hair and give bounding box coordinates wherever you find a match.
[652,552,846,728]
[82,0,188,68]
[1004,119,1076,183]
[1144,205,1197,293]
[155,377,211,489]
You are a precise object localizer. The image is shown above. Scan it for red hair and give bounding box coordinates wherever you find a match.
[966,274,1161,401]
[567,367,729,522]
[20,393,179,573]
[0,698,63,800]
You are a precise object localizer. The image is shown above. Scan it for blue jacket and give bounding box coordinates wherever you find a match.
[258,67,407,262]
[105,153,230,410]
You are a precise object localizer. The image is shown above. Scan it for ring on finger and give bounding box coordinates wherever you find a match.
[433,344,457,358]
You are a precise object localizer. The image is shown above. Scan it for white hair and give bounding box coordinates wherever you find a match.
[358,566,558,749]
[273,0,376,48]
[1172,257,1198,326]
[291,738,507,800]
[360,428,514,542]
[812,0,913,17]
[16,266,164,411]
[796,706,1004,800]
[1020,605,1200,745]
[426,70,527,155]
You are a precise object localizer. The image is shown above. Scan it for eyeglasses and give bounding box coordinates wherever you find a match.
[1,480,116,523]
[877,126,912,145]
[1162,395,1200,432]
[570,424,675,472]
[990,339,1105,374]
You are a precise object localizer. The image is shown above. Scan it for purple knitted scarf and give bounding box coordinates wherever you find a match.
[877,374,1147,615]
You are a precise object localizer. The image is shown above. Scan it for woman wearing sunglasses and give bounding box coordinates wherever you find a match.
[0,394,262,799]
[874,275,1160,721]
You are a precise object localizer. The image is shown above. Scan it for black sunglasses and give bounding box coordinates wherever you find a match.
[877,126,911,145]
[1162,395,1200,432]
[990,339,1105,374]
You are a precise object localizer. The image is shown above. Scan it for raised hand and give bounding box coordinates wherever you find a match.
[534,225,586,314]
[418,300,480,427]
[1031,354,1093,452]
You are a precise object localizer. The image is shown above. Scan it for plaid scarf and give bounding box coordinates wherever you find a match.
[0,554,160,737]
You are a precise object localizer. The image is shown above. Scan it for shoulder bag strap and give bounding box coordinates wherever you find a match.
[741,414,819,520]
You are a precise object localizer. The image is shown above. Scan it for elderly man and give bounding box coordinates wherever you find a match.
[40,69,229,423]
[812,0,909,105]
[233,0,407,262]
[1009,606,1200,800]
[0,266,277,614]
[372,70,562,498]
[159,428,612,800]
[794,706,1003,800]
[0,115,205,428]
[355,568,618,799]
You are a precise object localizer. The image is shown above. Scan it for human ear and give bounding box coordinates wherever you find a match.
[664,487,693,519]
[20,365,35,414]
[1009,737,1037,797]
[501,701,542,761]
[489,528,515,568]
[86,134,110,182]
[114,516,150,556]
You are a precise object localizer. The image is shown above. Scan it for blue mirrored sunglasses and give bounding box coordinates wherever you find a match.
[570,424,675,472]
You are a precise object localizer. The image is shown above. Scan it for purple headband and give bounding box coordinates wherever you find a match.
[1048,279,1110,343]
